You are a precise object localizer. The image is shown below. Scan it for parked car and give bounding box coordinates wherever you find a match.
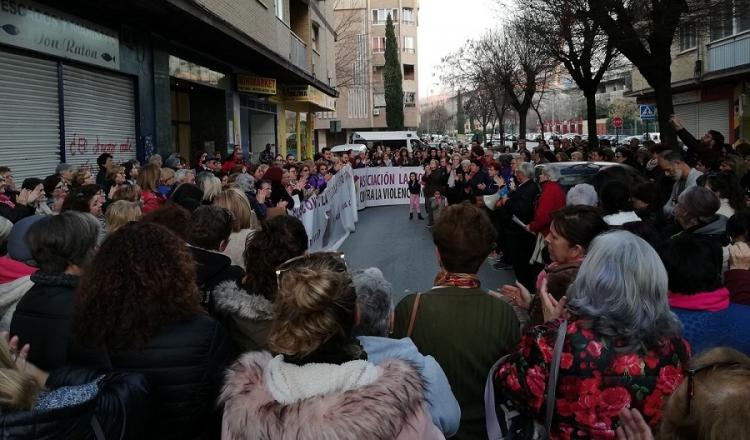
[534,162,638,191]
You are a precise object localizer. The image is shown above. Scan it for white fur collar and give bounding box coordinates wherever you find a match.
[264,354,379,405]
[212,280,273,320]
[603,211,641,226]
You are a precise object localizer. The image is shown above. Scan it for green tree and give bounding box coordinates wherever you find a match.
[384,13,404,130]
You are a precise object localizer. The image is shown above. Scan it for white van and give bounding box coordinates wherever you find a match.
[351,131,426,152]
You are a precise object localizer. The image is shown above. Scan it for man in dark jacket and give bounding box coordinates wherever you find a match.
[501,162,540,291]
[95,153,113,189]
[186,206,245,310]
[421,160,447,226]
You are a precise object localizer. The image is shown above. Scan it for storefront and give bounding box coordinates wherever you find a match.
[672,87,734,142]
[0,0,137,181]
[238,74,278,162]
[274,85,336,160]
[168,55,230,164]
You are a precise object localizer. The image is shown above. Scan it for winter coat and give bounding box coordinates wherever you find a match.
[70,315,237,440]
[141,191,166,214]
[190,246,245,310]
[494,319,691,439]
[422,168,447,197]
[0,274,33,331]
[0,368,150,440]
[669,287,750,356]
[393,287,521,440]
[0,196,35,223]
[528,180,566,236]
[220,351,444,440]
[725,269,750,306]
[10,272,78,371]
[212,280,273,352]
[358,336,461,437]
[408,180,422,195]
[504,179,540,229]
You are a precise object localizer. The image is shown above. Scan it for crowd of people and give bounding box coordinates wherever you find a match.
[0,114,748,439]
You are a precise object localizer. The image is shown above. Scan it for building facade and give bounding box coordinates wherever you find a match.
[628,1,750,144]
[0,0,337,181]
[315,0,420,148]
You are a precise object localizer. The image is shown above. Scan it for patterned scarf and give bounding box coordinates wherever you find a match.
[433,271,481,289]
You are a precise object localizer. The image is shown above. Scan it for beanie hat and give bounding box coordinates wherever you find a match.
[677,186,720,220]
[43,175,63,196]
[7,215,45,264]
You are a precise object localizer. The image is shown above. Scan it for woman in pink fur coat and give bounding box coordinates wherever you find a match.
[219,253,444,440]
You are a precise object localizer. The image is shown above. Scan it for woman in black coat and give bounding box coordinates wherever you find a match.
[70,222,236,440]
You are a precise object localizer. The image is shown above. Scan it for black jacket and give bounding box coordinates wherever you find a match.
[189,246,245,310]
[0,201,34,223]
[407,180,421,195]
[421,168,447,197]
[10,272,78,371]
[504,180,540,226]
[0,368,149,440]
[70,315,237,440]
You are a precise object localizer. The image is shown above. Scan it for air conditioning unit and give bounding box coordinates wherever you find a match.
[373,108,381,116]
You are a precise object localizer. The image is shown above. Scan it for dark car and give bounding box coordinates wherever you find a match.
[534,161,639,192]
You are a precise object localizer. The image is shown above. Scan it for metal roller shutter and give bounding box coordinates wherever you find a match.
[0,50,61,182]
[698,100,730,139]
[674,102,699,139]
[62,64,136,175]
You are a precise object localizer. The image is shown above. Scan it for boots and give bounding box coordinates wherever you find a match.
[418,213,424,220]
[409,213,413,220]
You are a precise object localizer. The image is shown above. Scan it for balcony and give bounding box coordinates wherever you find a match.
[708,31,750,72]
[290,31,308,71]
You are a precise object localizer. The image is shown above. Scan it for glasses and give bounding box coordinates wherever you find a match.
[275,252,347,285]
[685,362,745,414]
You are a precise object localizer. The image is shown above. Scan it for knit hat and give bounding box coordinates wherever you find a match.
[7,215,45,264]
[43,175,63,196]
[677,186,720,221]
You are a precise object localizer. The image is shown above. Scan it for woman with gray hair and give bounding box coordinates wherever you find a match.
[566,183,598,207]
[493,230,690,438]
[352,267,460,437]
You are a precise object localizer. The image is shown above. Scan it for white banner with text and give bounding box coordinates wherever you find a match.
[353,166,424,209]
[291,165,358,251]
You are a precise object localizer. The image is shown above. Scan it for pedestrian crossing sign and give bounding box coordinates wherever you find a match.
[639,105,656,120]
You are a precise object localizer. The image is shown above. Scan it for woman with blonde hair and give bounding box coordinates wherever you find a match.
[220,253,444,439]
[212,188,261,268]
[158,167,176,197]
[105,200,141,234]
[136,164,165,214]
[197,172,222,204]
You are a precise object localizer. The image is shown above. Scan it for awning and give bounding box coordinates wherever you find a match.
[274,85,336,113]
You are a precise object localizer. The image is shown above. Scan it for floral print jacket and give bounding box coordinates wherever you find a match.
[494,319,691,439]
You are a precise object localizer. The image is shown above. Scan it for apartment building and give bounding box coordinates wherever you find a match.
[315,0,420,148]
[0,0,337,180]
[628,1,750,143]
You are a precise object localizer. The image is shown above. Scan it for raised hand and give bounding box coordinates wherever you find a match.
[539,278,567,322]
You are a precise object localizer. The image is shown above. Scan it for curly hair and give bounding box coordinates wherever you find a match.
[243,215,308,300]
[268,254,355,357]
[73,222,202,350]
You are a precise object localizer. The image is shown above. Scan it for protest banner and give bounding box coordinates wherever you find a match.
[353,166,424,209]
[291,165,358,251]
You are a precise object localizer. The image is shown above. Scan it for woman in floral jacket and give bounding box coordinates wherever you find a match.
[494,231,691,439]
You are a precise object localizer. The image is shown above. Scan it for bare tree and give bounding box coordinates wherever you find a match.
[333,0,368,89]
[517,0,616,147]
[583,0,748,146]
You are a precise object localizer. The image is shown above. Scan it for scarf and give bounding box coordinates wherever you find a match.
[433,271,481,289]
[668,287,730,312]
[0,194,14,208]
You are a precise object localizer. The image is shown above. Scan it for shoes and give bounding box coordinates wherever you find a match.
[409,213,413,220]
[493,261,513,270]
[418,214,424,220]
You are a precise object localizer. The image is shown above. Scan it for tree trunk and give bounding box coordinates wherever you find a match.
[518,108,528,141]
[584,90,599,148]
[652,76,677,149]
[533,106,544,135]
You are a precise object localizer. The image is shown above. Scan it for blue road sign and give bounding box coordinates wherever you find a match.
[639,105,656,120]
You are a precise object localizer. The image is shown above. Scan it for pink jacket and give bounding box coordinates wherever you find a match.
[220,351,444,440]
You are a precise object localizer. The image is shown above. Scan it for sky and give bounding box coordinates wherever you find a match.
[417,0,499,98]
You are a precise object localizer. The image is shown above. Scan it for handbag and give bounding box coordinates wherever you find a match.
[485,319,568,439]
[406,292,423,338]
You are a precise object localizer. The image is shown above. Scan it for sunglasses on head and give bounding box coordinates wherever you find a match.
[685,362,747,414]
[275,252,347,285]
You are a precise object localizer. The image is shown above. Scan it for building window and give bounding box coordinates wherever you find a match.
[372,8,398,25]
[403,36,415,53]
[374,93,386,108]
[404,92,416,107]
[738,0,750,32]
[372,65,384,82]
[679,22,697,51]
[275,0,283,20]
[372,36,386,53]
[312,23,320,52]
[403,7,415,24]
[710,0,734,41]
[404,64,415,80]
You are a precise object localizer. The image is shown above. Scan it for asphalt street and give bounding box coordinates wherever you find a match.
[340,205,517,305]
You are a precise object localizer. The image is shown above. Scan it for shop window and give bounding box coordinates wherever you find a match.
[403,36,415,53]
[404,64,415,80]
[372,36,386,54]
[372,9,398,25]
[403,7,415,24]
[679,22,697,51]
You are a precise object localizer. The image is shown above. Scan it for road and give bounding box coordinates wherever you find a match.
[340,205,516,305]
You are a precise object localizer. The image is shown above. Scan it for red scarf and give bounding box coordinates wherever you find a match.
[0,194,14,208]
[668,287,730,312]
[434,271,481,289]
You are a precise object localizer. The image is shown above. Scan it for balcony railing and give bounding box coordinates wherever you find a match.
[290,31,308,71]
[708,30,750,72]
